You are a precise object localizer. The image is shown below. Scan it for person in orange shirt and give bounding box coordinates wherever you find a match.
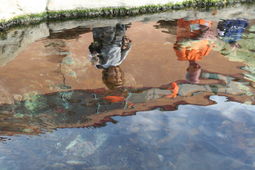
[174,18,214,84]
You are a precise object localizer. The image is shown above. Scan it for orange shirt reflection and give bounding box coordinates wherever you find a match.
[174,19,213,62]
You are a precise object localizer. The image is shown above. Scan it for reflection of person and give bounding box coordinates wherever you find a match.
[174,19,214,84]
[185,61,202,84]
[217,19,248,48]
[102,66,124,90]
[89,24,131,91]
[89,24,131,69]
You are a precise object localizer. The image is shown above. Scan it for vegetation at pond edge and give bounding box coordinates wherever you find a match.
[0,0,255,31]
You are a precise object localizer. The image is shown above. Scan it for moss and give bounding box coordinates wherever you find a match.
[248,25,255,32]
[14,113,25,118]
[23,128,33,133]
[0,12,47,31]
[0,0,254,31]
[23,92,48,114]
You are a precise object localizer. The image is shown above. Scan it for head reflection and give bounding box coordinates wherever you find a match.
[174,18,213,84]
[89,23,131,91]
[102,66,124,90]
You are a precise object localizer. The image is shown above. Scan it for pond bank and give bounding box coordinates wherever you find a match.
[0,0,254,31]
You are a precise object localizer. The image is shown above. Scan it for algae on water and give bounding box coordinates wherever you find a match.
[24,92,48,114]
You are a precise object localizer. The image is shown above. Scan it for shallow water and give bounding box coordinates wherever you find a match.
[0,96,255,170]
[0,10,255,170]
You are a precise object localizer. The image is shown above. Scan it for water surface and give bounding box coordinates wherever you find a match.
[0,10,255,169]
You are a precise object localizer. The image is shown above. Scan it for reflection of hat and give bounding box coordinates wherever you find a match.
[102,66,124,90]
[186,68,201,84]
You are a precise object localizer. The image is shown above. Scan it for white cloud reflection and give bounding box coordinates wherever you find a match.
[113,96,255,169]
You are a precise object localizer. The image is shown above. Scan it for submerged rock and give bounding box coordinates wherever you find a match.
[62,56,75,65]
[63,133,107,159]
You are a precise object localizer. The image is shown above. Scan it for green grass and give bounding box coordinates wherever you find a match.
[0,0,254,31]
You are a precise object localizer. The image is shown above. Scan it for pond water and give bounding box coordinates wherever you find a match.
[0,8,255,170]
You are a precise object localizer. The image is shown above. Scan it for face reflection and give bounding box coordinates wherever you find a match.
[102,66,124,90]
[187,62,201,73]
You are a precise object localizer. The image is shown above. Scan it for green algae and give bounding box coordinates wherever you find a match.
[57,91,73,109]
[62,56,75,65]
[68,71,77,78]
[236,82,253,96]
[225,37,255,84]
[241,66,255,82]
[0,13,48,30]
[23,128,33,133]
[23,92,48,114]
[248,25,255,32]
[13,113,24,118]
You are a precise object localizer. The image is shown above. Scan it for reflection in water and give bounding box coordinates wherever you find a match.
[89,24,131,70]
[89,24,131,91]
[217,19,248,47]
[0,96,255,170]
[0,15,254,169]
[0,20,254,133]
[174,19,214,83]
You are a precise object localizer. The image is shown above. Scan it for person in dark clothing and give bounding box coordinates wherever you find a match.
[89,23,131,91]
[89,24,131,70]
[217,19,248,48]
